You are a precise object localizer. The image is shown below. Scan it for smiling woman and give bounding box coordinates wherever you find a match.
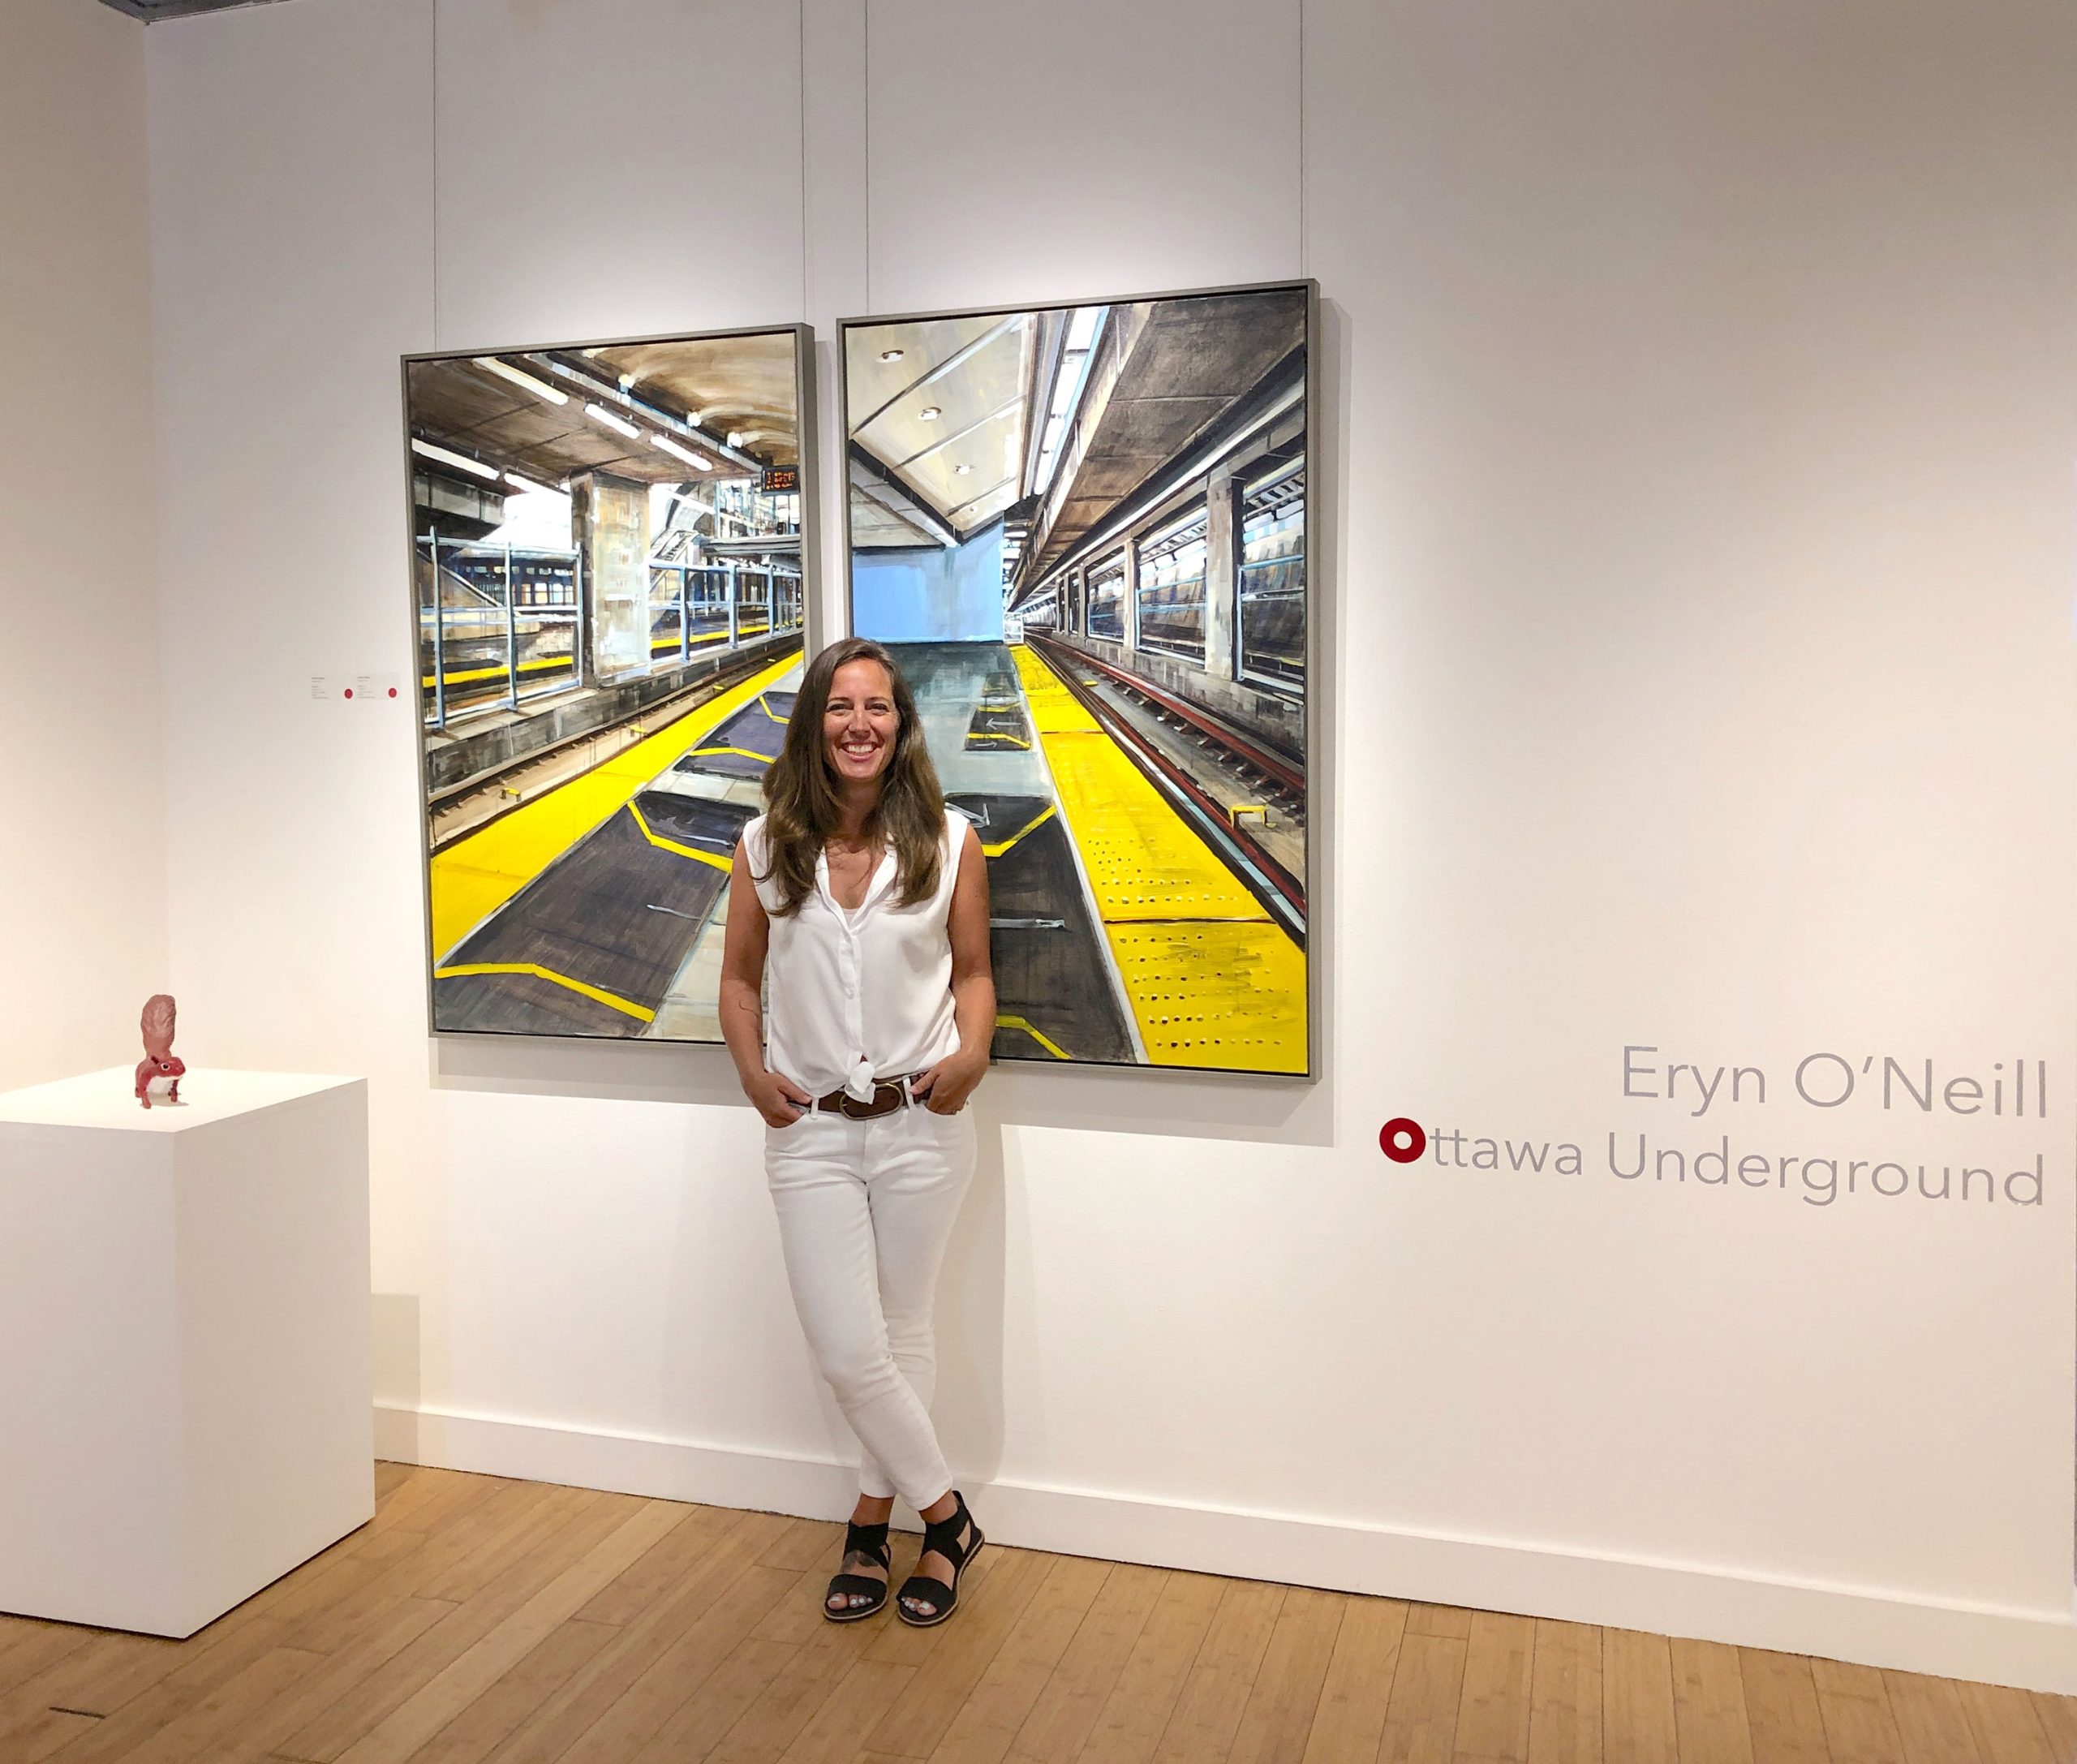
[717,637,996,1629]
[743,639,953,927]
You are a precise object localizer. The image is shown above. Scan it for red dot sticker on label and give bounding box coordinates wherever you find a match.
[388,686,398,698]
[1378,1117,1426,1164]
[342,687,355,699]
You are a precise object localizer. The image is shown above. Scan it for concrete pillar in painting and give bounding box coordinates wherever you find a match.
[572,471,651,682]
[1121,534,1142,655]
[1202,467,1243,680]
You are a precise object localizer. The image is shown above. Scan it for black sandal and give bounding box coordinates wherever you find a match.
[896,1491,983,1627]
[823,1519,892,1622]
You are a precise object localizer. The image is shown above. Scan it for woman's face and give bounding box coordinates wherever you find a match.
[823,657,901,789]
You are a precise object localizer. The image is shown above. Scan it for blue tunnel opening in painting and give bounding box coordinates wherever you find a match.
[853,523,1006,643]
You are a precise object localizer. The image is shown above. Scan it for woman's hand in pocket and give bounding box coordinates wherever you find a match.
[746,1068,815,1128]
[912,1048,988,1114]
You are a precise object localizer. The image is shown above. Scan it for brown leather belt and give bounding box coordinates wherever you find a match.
[814,1073,922,1121]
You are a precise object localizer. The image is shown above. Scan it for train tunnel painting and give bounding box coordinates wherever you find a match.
[842,282,1314,1077]
[404,325,811,1041]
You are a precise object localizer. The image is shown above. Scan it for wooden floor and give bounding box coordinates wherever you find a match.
[2,1463,2071,1764]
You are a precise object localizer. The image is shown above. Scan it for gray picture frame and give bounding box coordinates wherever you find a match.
[835,279,1320,1081]
[399,320,820,1044]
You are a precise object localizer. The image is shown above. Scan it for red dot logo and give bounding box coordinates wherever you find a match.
[1378,1117,1426,1164]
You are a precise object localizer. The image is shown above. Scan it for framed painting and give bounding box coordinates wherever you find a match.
[403,323,815,1040]
[839,282,1315,1076]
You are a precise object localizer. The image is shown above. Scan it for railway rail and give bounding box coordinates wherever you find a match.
[1026,632,1307,939]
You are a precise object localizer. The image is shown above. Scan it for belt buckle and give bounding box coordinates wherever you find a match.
[836,1077,908,1120]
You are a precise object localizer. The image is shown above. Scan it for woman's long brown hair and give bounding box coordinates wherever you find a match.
[757,638,947,916]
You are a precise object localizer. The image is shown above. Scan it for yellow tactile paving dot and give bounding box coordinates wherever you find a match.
[428,650,798,960]
[1011,643,1306,1073]
[1109,921,1307,1070]
[1040,731,1264,921]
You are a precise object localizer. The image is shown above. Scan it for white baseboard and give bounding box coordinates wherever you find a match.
[372,1403,2077,1693]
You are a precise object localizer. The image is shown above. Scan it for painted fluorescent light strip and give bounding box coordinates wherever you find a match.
[475,356,569,406]
[504,470,560,496]
[531,354,761,469]
[411,437,501,482]
[1032,306,1109,497]
[650,432,714,471]
[584,402,641,439]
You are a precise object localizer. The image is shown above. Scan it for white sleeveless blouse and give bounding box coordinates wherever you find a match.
[741,807,969,1101]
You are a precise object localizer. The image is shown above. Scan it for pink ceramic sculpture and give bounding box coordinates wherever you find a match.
[135,994,185,1108]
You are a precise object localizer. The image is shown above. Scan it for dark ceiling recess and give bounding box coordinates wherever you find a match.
[94,0,296,20]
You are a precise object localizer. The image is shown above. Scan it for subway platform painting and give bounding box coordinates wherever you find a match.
[842,283,1313,1076]
[405,325,812,1040]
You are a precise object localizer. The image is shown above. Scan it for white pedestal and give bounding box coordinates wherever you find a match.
[0,1068,372,1637]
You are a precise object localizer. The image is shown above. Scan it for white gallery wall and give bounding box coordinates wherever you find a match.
[131,0,2077,1688]
[0,0,163,1091]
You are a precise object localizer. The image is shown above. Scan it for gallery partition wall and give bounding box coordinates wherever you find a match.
[124,0,2077,1695]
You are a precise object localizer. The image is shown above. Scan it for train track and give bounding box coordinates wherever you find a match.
[1026,634,1307,939]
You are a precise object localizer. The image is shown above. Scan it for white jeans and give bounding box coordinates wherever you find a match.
[764,1099,976,1508]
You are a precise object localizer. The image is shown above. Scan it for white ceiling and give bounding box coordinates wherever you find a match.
[845,313,1034,540]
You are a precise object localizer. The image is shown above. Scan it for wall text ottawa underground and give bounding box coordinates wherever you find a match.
[1415,1129,2044,1207]
[1399,1046,2058,1205]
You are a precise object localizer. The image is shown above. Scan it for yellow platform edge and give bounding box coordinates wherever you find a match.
[1008,643,1306,1074]
[428,651,800,961]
